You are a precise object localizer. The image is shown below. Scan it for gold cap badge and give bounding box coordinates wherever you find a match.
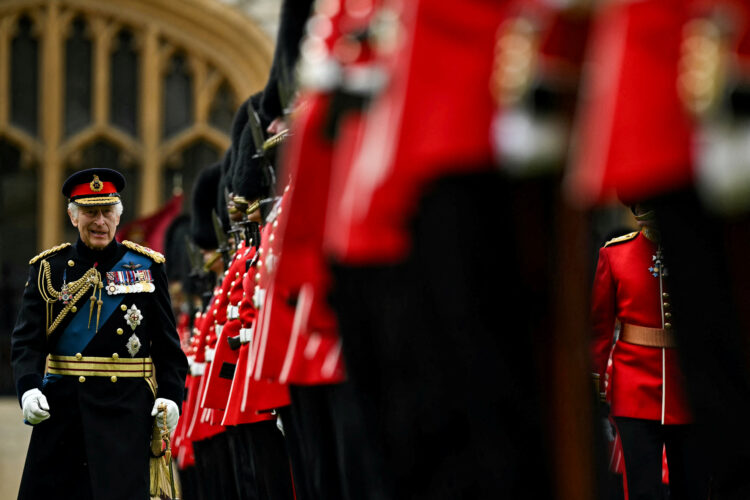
[90,175,103,192]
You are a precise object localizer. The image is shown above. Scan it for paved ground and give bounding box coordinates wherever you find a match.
[0,396,30,500]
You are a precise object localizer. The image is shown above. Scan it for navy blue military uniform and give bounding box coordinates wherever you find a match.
[11,169,188,500]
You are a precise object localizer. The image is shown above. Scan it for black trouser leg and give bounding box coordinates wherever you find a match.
[248,419,295,500]
[193,433,240,500]
[213,432,241,500]
[192,438,216,499]
[654,190,750,499]
[614,417,667,500]
[329,172,554,500]
[278,403,311,500]
[177,465,202,500]
[227,425,260,500]
[286,385,344,500]
[615,417,709,500]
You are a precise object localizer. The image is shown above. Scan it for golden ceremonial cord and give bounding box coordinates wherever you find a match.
[38,260,103,335]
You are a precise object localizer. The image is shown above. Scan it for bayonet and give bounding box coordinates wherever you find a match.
[211,210,231,270]
[185,235,202,274]
[246,107,277,192]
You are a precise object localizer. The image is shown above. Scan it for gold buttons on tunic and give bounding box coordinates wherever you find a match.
[120,304,127,311]
[71,306,78,313]
[664,312,672,319]
[75,353,83,360]
[112,353,119,360]
[67,260,75,267]
[663,302,670,308]
[663,292,670,298]
[116,328,123,335]
[665,322,673,329]
[79,376,86,383]
[110,376,118,383]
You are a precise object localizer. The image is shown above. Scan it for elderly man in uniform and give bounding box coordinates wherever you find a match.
[11,167,188,500]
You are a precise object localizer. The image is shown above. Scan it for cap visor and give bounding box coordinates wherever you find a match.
[72,196,121,206]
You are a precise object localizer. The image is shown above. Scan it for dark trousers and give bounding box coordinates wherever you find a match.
[177,465,202,500]
[226,425,260,500]
[614,417,709,500]
[284,385,344,500]
[329,172,555,499]
[654,190,750,499]
[193,432,240,500]
[247,419,295,500]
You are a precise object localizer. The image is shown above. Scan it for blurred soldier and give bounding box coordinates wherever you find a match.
[568,1,750,498]
[591,203,709,499]
[184,162,236,499]
[11,167,188,500]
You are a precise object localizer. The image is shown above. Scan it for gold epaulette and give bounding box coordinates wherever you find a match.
[604,231,639,247]
[122,240,165,263]
[262,129,289,152]
[29,243,71,265]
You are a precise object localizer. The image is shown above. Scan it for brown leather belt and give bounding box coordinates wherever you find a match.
[620,323,676,348]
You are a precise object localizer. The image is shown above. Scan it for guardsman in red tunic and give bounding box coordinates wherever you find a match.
[314,0,569,497]
[591,203,709,499]
[570,1,750,497]
[183,162,239,499]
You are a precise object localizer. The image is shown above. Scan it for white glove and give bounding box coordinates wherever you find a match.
[151,398,179,434]
[22,388,50,425]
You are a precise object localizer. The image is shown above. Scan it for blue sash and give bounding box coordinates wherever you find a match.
[55,250,153,355]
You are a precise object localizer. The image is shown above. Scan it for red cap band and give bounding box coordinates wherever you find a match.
[69,181,118,198]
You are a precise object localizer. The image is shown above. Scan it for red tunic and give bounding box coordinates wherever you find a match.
[591,231,691,424]
[565,0,750,207]
[185,288,225,441]
[242,215,292,413]
[324,0,510,264]
[273,93,346,385]
[566,0,694,206]
[223,252,280,425]
[173,314,200,469]
[247,192,293,383]
[201,241,251,411]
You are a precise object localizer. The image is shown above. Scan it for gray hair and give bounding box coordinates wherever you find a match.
[68,201,123,220]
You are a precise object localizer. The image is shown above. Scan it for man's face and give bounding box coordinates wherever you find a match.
[69,204,121,249]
